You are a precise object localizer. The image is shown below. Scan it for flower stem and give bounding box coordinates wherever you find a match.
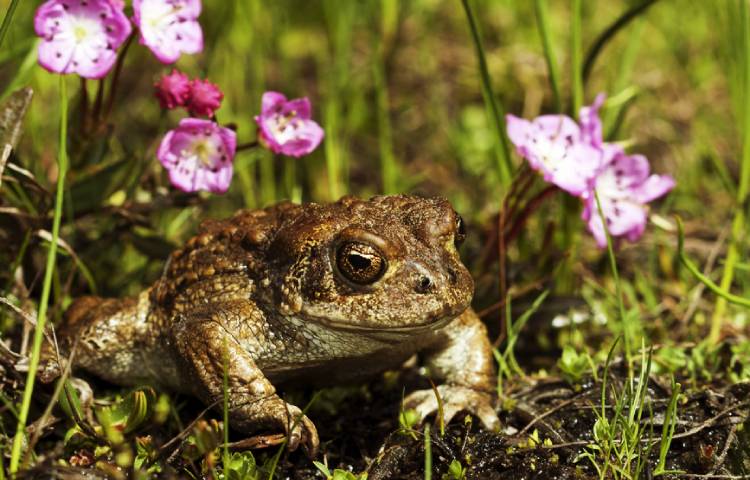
[92,79,105,126]
[504,186,558,244]
[460,0,513,188]
[104,31,136,121]
[236,140,260,151]
[79,78,89,135]
[9,76,68,475]
[594,190,630,361]
[533,0,562,112]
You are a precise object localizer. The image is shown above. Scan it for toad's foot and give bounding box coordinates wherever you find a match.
[238,398,318,456]
[404,385,499,431]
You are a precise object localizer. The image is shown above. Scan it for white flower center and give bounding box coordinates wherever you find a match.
[269,110,300,144]
[536,135,567,170]
[144,3,183,30]
[70,16,101,44]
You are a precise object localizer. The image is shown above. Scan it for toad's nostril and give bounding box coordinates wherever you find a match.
[416,275,433,293]
[447,267,458,284]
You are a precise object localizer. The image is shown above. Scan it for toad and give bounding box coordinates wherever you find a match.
[40,195,498,454]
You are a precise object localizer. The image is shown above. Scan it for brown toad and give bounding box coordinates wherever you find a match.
[41,195,498,454]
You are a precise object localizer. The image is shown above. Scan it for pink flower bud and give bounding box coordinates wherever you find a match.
[187,78,223,117]
[154,69,191,110]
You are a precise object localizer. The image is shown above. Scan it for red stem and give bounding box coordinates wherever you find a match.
[104,31,136,121]
[236,140,260,151]
[504,185,560,244]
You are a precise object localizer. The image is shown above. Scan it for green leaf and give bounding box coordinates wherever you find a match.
[58,380,83,422]
[99,387,156,436]
[67,156,135,213]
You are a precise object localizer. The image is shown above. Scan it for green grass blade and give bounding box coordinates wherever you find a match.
[0,0,20,51]
[654,378,681,475]
[9,76,69,475]
[374,51,396,194]
[582,0,660,83]
[602,19,644,133]
[570,0,583,114]
[676,217,750,308]
[460,0,512,187]
[534,0,562,112]
[424,423,432,480]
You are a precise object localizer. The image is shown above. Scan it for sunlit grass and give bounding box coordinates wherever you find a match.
[8,75,68,474]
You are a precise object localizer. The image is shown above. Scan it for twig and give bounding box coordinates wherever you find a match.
[709,423,739,476]
[0,297,53,347]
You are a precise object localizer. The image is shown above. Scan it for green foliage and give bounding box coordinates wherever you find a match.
[557,345,592,384]
[443,459,466,480]
[313,460,368,480]
[729,340,750,382]
[219,452,259,480]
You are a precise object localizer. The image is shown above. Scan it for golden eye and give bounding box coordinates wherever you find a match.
[335,242,387,285]
[454,215,466,248]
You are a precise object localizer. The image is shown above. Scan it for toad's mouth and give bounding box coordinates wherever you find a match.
[302,304,467,338]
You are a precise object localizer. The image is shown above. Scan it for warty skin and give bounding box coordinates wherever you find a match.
[40,195,499,454]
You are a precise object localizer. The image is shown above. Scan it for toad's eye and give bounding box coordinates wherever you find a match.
[454,215,467,248]
[335,242,387,285]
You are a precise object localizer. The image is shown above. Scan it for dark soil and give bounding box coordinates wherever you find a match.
[3,343,749,479]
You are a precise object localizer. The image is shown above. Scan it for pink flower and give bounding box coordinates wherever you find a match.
[157,118,236,193]
[154,69,191,109]
[507,93,675,248]
[582,148,675,248]
[579,93,606,148]
[255,91,325,157]
[506,112,602,196]
[133,0,203,64]
[187,78,223,117]
[34,0,132,79]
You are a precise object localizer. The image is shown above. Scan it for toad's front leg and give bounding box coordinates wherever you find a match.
[170,301,318,455]
[405,308,499,430]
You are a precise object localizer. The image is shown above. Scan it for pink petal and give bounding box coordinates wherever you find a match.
[579,93,605,146]
[171,20,203,55]
[634,174,675,203]
[278,120,324,157]
[38,38,76,74]
[608,152,650,186]
[261,91,288,114]
[505,114,533,150]
[541,142,602,196]
[283,97,311,119]
[533,114,581,140]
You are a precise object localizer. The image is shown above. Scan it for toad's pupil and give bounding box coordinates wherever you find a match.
[348,253,371,271]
